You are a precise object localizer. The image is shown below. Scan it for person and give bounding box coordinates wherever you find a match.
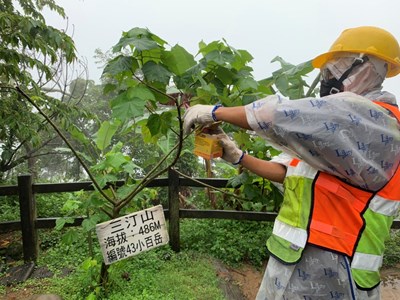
[183,26,400,299]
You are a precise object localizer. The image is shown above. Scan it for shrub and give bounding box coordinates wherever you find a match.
[181,219,272,266]
[383,229,400,267]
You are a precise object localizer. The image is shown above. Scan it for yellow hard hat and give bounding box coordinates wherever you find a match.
[313,26,400,77]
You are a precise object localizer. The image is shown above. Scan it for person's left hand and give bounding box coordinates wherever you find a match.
[183,105,215,134]
[217,134,244,165]
[211,128,244,165]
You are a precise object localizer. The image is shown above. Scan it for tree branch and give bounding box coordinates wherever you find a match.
[305,72,321,97]
[173,169,247,204]
[14,86,115,205]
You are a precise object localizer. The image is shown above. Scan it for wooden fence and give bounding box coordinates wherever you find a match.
[1,168,399,263]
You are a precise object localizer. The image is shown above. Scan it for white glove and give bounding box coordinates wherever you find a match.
[216,131,245,165]
[183,104,219,134]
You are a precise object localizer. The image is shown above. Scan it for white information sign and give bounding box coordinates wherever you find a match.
[96,205,169,265]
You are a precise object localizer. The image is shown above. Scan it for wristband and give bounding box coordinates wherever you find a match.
[211,104,223,122]
[233,151,246,165]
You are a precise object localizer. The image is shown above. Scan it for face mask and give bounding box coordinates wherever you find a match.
[320,77,343,97]
[320,56,369,97]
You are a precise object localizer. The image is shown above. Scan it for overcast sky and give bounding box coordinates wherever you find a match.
[44,0,400,98]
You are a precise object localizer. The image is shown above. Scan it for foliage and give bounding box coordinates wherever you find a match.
[0,192,87,222]
[383,229,400,266]
[0,0,88,181]
[181,219,273,266]
[0,0,76,85]
[181,165,283,212]
[260,56,316,99]
[2,22,316,217]
[37,192,81,218]
[0,196,20,221]
[27,228,224,300]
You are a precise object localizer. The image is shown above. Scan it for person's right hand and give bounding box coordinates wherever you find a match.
[183,105,218,134]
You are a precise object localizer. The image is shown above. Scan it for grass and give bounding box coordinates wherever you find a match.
[1,245,225,300]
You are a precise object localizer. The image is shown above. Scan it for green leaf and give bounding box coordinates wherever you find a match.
[55,217,74,231]
[81,258,98,271]
[204,50,234,66]
[76,151,95,164]
[123,160,142,175]
[140,121,159,144]
[272,57,313,76]
[233,131,251,148]
[126,27,167,46]
[252,202,264,212]
[242,201,252,211]
[227,172,250,188]
[93,173,119,188]
[195,82,218,100]
[237,77,258,91]
[147,113,161,136]
[103,83,117,94]
[68,124,89,145]
[251,138,269,156]
[162,44,196,75]
[111,85,155,121]
[214,66,236,85]
[102,55,137,76]
[82,215,102,232]
[62,199,82,213]
[87,194,108,207]
[198,40,226,55]
[114,184,133,199]
[126,27,153,37]
[231,49,254,70]
[141,61,172,85]
[241,94,259,105]
[142,48,164,64]
[112,28,160,52]
[86,293,96,300]
[274,75,289,95]
[94,120,120,151]
[114,36,158,52]
[104,152,130,170]
[146,111,173,136]
[257,77,275,95]
[55,218,66,231]
[243,184,262,200]
[61,229,79,245]
[157,132,175,155]
[271,56,295,72]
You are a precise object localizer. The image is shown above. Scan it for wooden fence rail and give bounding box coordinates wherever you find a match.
[1,169,399,262]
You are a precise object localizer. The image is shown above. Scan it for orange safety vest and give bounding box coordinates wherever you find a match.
[308,101,400,257]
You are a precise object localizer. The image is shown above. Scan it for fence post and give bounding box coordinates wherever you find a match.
[168,168,180,252]
[18,174,38,262]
